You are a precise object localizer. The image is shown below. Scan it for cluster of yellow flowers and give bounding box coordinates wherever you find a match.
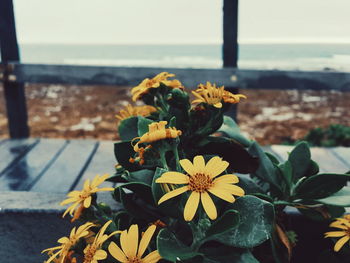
[325,214,350,252]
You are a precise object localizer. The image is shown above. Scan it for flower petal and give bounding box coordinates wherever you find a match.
[201,192,217,220]
[214,174,239,184]
[120,230,131,258]
[205,157,229,178]
[127,225,139,258]
[94,249,107,260]
[158,186,188,204]
[184,191,200,221]
[325,231,346,237]
[155,172,189,184]
[208,188,235,203]
[108,242,128,262]
[138,225,156,258]
[215,184,245,196]
[334,235,350,252]
[142,250,162,263]
[193,156,205,173]
[83,196,92,208]
[179,159,195,175]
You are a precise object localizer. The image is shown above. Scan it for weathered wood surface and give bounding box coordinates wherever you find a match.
[0,139,349,194]
[31,140,98,193]
[270,145,350,173]
[6,63,350,91]
[0,0,29,138]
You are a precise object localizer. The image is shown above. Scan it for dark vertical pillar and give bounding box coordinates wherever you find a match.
[223,0,239,121]
[0,0,29,138]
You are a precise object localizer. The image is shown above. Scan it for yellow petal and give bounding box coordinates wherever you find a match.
[60,197,78,206]
[138,225,156,258]
[205,157,229,178]
[84,196,92,208]
[108,242,128,262]
[142,250,162,263]
[184,191,200,221]
[201,192,217,220]
[214,174,239,184]
[67,191,81,197]
[58,237,70,244]
[325,231,347,237]
[120,230,131,258]
[155,172,189,184]
[158,186,189,204]
[193,156,205,173]
[179,159,195,175]
[127,225,139,258]
[215,184,245,196]
[83,179,90,190]
[208,188,235,203]
[334,235,350,252]
[213,102,222,108]
[95,249,107,260]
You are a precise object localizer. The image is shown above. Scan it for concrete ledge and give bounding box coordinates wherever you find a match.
[0,191,121,263]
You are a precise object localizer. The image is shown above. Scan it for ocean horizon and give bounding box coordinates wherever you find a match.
[18,43,350,72]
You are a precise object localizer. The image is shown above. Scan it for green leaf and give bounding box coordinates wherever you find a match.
[129,169,154,185]
[117,182,154,204]
[265,152,280,165]
[317,186,350,206]
[157,228,202,262]
[288,141,311,182]
[278,160,293,187]
[248,142,280,190]
[114,141,139,171]
[294,173,350,200]
[206,209,239,237]
[213,195,274,248]
[137,116,153,136]
[237,175,265,195]
[169,116,176,127]
[198,136,259,174]
[118,117,139,141]
[218,116,252,147]
[201,247,259,263]
[151,167,181,218]
[298,205,345,221]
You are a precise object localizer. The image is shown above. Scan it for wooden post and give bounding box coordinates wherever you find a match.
[223,0,239,121]
[0,0,29,138]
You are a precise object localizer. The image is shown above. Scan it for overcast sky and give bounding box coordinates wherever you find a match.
[13,0,350,44]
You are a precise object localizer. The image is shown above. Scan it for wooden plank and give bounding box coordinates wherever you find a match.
[9,63,350,91]
[74,141,115,190]
[223,0,239,120]
[331,147,350,171]
[0,139,68,191]
[12,63,238,88]
[30,140,98,193]
[0,0,29,138]
[0,138,38,175]
[271,145,349,173]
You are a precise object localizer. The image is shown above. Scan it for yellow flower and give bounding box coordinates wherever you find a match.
[116,104,157,121]
[131,72,183,101]
[131,121,182,152]
[192,82,246,108]
[60,174,114,221]
[156,155,245,221]
[42,222,95,263]
[83,220,120,263]
[108,224,161,263]
[325,214,350,252]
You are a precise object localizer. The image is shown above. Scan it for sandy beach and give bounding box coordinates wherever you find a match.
[0,84,349,145]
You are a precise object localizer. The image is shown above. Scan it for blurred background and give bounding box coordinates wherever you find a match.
[1,0,350,145]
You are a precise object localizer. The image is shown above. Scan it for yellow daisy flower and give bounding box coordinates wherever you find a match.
[156,155,245,221]
[325,214,350,252]
[42,222,95,263]
[83,220,120,263]
[108,224,161,263]
[115,104,157,122]
[60,174,114,222]
[131,72,183,101]
[131,121,182,152]
[192,82,246,108]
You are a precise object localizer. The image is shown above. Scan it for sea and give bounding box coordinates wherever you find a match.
[19,43,350,71]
